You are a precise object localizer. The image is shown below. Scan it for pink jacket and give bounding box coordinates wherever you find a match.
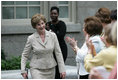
[109,62,117,79]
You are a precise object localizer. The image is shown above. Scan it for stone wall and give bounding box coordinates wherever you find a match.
[1,1,117,66]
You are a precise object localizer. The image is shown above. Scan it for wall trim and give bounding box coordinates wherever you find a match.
[1,20,82,34]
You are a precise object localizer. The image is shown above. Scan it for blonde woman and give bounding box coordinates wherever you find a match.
[21,14,66,79]
[88,22,117,79]
[84,22,117,73]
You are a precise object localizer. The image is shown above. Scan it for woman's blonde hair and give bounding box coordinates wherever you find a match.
[104,22,117,46]
[111,21,117,46]
[31,13,46,28]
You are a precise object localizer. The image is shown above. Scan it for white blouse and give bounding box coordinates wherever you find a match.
[76,35,104,75]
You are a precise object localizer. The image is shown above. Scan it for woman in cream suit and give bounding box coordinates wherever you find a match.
[21,14,66,79]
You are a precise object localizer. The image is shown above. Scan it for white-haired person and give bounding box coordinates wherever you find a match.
[84,22,117,79]
[89,21,117,79]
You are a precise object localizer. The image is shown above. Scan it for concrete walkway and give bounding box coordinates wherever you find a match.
[1,65,78,79]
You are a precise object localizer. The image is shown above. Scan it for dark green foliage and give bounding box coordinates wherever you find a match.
[1,49,6,60]
[1,56,30,70]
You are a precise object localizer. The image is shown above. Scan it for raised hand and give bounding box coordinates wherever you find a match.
[65,36,79,53]
[65,37,77,48]
[101,36,109,47]
[85,34,96,56]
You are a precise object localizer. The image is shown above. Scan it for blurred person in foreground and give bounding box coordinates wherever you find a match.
[89,22,117,79]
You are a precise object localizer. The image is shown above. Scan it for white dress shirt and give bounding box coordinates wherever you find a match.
[76,35,104,75]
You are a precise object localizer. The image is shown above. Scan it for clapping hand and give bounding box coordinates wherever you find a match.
[101,36,109,47]
[85,34,96,56]
[65,37,78,53]
[65,37,77,48]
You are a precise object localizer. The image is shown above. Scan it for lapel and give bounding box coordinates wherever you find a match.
[44,30,49,45]
[34,30,49,47]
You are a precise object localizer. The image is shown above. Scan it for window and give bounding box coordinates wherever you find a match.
[2,1,77,23]
[2,1,40,19]
[1,1,79,34]
[57,1,77,23]
[57,1,69,22]
[58,1,69,18]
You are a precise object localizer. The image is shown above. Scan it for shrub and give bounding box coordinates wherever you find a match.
[1,49,6,60]
[1,56,30,70]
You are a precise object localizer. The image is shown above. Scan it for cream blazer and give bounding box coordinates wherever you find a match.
[21,30,65,74]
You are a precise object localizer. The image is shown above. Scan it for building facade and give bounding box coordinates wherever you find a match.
[1,1,117,66]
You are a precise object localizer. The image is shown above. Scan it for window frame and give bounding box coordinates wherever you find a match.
[58,1,69,22]
[57,1,77,23]
[1,1,78,27]
[2,1,41,19]
[1,1,80,35]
